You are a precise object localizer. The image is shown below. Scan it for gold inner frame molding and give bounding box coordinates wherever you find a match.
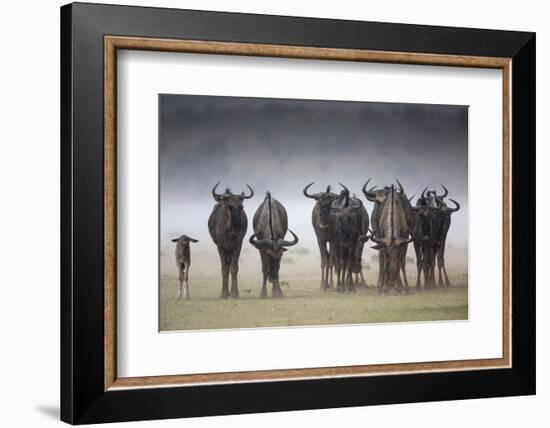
[104,35,512,391]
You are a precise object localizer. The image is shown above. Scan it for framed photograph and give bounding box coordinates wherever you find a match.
[61,2,535,424]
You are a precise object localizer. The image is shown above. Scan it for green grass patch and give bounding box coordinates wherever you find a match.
[159,272,468,331]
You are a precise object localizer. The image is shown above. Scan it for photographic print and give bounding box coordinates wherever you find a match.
[159,94,468,331]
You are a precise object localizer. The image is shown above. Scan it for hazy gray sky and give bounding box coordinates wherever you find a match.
[159,94,468,274]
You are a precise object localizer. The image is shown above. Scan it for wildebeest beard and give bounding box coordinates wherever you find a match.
[420,215,432,238]
[229,207,243,233]
[319,205,332,227]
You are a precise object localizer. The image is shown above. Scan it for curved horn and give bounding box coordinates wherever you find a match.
[362,178,371,192]
[440,184,449,199]
[249,233,271,248]
[421,187,428,199]
[358,233,370,244]
[212,181,223,199]
[339,182,350,193]
[361,179,371,195]
[353,197,363,210]
[240,184,254,199]
[362,179,377,198]
[303,182,317,199]
[370,235,385,245]
[395,237,414,245]
[408,194,415,203]
[448,199,460,212]
[396,178,405,194]
[278,229,299,247]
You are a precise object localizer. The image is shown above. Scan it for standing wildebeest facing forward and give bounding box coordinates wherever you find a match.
[330,185,368,293]
[303,183,339,291]
[249,192,299,298]
[208,182,254,299]
[171,234,198,300]
[411,190,440,290]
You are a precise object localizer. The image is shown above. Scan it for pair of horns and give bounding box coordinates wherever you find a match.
[171,235,198,243]
[370,236,413,246]
[422,185,448,200]
[212,181,254,200]
[249,230,299,249]
[361,178,377,198]
[303,182,338,199]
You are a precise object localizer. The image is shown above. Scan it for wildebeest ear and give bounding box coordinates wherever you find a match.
[371,244,383,250]
[171,238,179,243]
[189,238,199,243]
[281,247,288,253]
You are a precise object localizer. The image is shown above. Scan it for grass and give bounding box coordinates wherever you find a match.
[159,271,468,331]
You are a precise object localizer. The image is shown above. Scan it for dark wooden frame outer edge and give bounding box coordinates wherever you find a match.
[61,2,535,424]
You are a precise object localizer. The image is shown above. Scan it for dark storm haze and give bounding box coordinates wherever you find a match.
[159,94,468,275]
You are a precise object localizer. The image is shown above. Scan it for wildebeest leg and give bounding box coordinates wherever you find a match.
[400,245,410,292]
[327,244,335,290]
[177,262,184,300]
[317,239,328,291]
[414,243,422,290]
[438,240,451,287]
[436,245,444,287]
[260,251,268,298]
[335,251,344,293]
[377,251,386,293]
[272,279,284,298]
[359,270,367,287]
[183,263,190,299]
[396,270,404,293]
[229,244,242,299]
[217,248,230,299]
[346,259,356,293]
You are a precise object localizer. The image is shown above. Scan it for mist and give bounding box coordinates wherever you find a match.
[159,94,468,276]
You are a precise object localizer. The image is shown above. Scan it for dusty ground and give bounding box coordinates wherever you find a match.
[159,270,468,331]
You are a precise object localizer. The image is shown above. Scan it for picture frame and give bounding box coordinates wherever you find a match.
[61,2,535,424]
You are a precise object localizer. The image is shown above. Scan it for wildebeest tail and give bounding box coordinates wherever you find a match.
[266,191,274,239]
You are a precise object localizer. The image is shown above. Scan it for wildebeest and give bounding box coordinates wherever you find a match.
[366,184,412,293]
[171,234,199,300]
[411,190,440,289]
[249,192,299,298]
[330,185,367,293]
[362,181,392,290]
[303,183,339,291]
[394,179,416,290]
[208,182,254,299]
[430,185,460,286]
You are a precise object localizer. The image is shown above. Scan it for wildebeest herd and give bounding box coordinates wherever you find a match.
[171,180,460,299]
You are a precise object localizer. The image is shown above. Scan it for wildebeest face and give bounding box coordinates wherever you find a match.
[318,194,337,228]
[221,196,245,229]
[249,230,299,279]
[265,248,285,281]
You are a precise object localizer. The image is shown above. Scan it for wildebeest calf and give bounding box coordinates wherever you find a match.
[171,234,198,300]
